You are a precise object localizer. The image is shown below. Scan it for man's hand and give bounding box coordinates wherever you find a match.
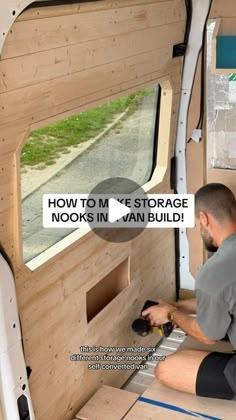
[142,300,216,345]
[142,302,176,326]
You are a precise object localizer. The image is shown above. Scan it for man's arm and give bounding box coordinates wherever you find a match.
[171,308,216,344]
[169,298,197,314]
[142,303,216,345]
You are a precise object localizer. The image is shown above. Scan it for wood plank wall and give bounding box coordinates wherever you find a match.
[0,1,185,418]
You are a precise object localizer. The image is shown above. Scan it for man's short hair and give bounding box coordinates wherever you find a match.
[195,183,236,222]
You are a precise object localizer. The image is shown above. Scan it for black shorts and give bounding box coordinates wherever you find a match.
[196,352,236,400]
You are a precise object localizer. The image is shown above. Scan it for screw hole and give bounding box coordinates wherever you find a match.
[22,384,26,391]
[10,297,13,303]
[12,10,16,16]
[12,323,16,328]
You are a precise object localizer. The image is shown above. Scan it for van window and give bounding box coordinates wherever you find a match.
[21,86,160,263]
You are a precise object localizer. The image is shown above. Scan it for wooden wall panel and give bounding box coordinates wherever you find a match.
[2,0,185,59]
[210,0,236,18]
[18,0,179,22]
[0,0,185,418]
[0,48,180,127]
[27,228,176,420]
[0,22,184,93]
[75,385,139,420]
[208,169,236,196]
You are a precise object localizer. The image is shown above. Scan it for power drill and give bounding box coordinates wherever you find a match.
[132,300,173,338]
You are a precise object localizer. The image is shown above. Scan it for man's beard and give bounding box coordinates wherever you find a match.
[200,222,218,253]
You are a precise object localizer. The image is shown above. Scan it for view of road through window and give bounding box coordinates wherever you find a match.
[21,86,160,262]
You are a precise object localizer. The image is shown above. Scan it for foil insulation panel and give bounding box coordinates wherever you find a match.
[207,20,236,169]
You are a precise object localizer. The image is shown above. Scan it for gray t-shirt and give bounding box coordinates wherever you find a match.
[195,233,236,349]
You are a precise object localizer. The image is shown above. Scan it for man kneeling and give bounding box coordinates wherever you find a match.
[142,183,236,400]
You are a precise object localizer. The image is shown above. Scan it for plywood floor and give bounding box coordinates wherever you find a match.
[76,333,236,420]
[124,336,236,420]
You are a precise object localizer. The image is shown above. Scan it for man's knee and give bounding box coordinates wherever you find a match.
[154,356,172,385]
[154,350,208,394]
[154,351,188,385]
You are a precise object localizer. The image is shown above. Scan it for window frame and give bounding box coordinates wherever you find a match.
[15,80,173,271]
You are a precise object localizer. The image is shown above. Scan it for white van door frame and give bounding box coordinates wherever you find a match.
[175,0,212,290]
[0,254,35,419]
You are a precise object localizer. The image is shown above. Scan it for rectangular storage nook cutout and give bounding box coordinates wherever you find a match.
[86,258,130,322]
